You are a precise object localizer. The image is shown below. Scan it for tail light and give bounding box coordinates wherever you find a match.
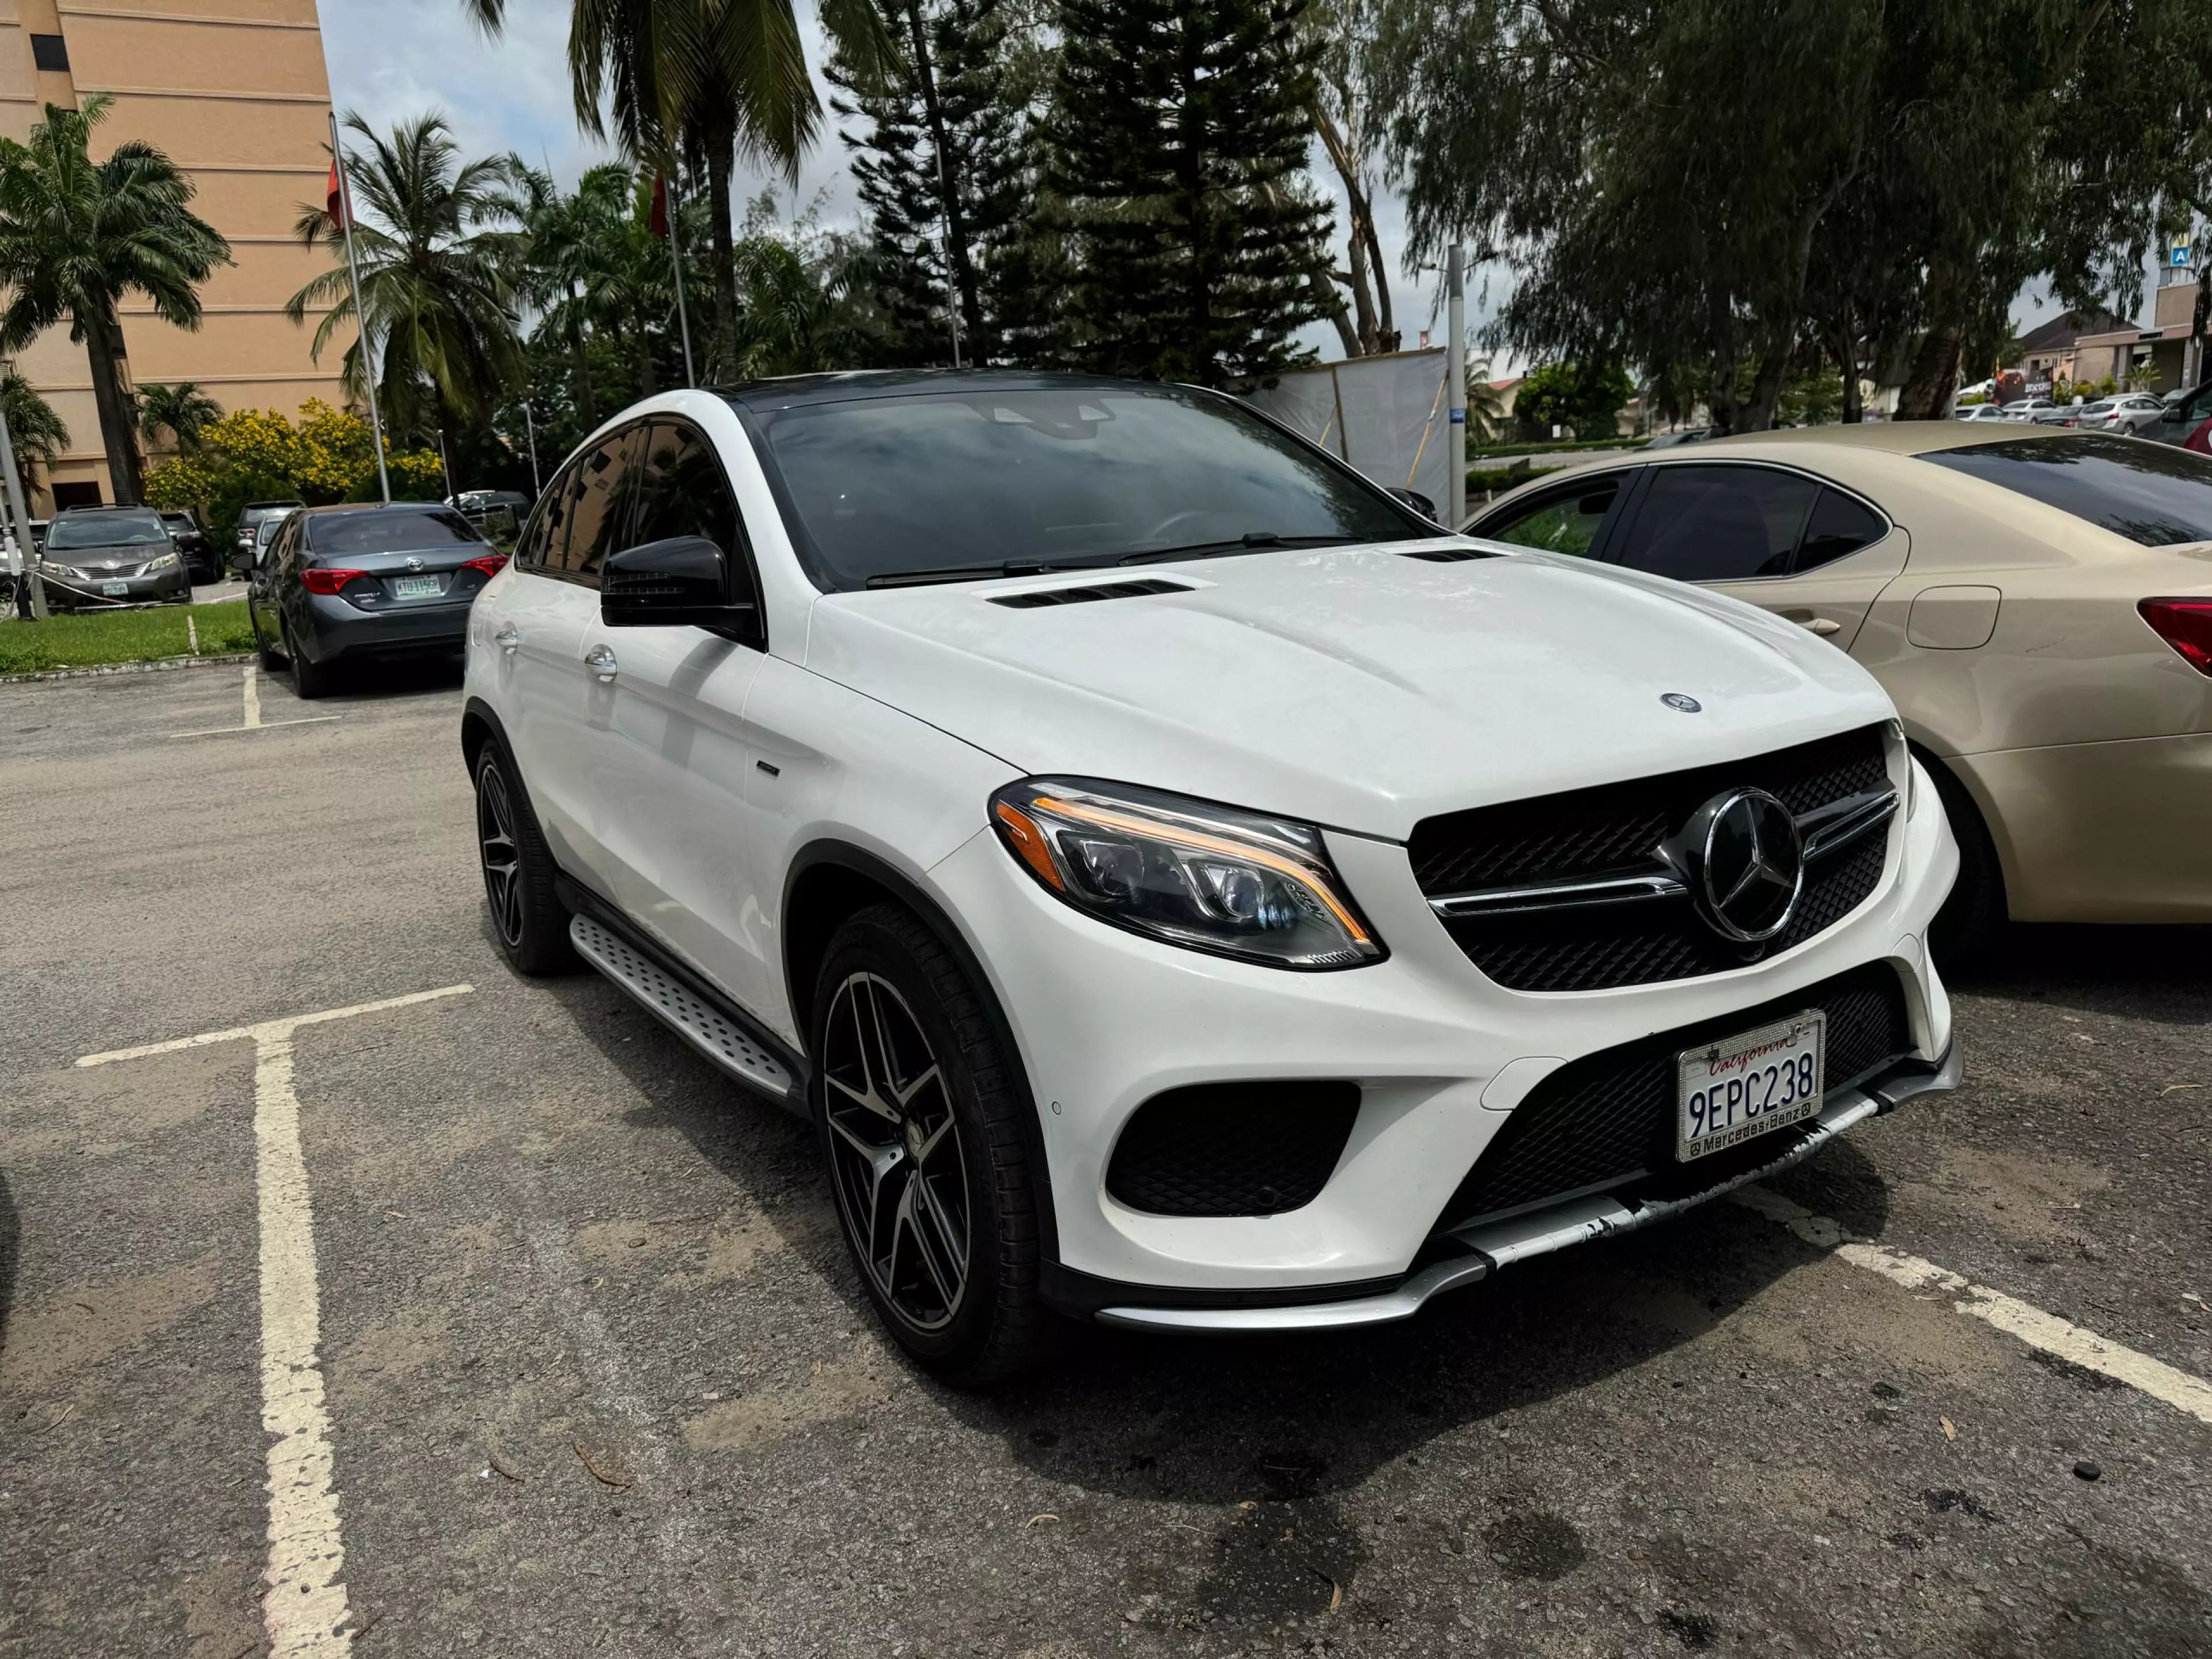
[2139,598,2212,675]
[2186,419,2212,456]
[462,554,509,578]
[300,566,366,594]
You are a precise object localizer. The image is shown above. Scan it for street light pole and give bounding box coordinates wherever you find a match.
[1446,243,1467,531]
[0,385,45,619]
[330,112,392,503]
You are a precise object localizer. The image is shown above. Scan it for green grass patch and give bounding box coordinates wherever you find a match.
[0,601,259,675]
[1467,438,1639,460]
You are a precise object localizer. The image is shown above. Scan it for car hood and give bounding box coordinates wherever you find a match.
[798,540,1899,840]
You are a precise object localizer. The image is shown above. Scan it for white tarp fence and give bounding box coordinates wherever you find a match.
[1241,349,1452,511]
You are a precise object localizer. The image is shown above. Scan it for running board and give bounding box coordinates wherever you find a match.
[569,915,798,1104]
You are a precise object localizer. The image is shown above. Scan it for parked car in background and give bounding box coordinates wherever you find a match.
[2096,393,2168,433]
[236,499,305,562]
[160,510,217,584]
[2029,403,2085,426]
[1643,427,1716,447]
[250,501,505,698]
[2141,380,2212,451]
[2001,397,2056,418]
[1952,403,2012,422]
[1465,427,2212,959]
[463,374,1960,1379]
[36,507,190,609]
[26,517,47,553]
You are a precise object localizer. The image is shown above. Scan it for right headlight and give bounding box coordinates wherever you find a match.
[989,778,1385,969]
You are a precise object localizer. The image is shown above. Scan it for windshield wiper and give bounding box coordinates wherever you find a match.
[864,558,1113,590]
[1118,533,1358,566]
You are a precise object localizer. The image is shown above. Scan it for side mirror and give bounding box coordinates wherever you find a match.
[1388,487,1440,522]
[228,547,255,576]
[602,535,759,634]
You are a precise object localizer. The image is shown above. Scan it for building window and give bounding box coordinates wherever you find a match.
[31,34,69,72]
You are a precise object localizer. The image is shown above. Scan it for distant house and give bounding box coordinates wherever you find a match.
[2070,275,2205,396]
[2012,309,2134,396]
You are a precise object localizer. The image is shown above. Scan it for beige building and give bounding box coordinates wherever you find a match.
[0,0,347,511]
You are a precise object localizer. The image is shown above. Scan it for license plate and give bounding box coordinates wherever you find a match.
[1676,1011,1825,1161]
[391,574,443,599]
[101,580,130,596]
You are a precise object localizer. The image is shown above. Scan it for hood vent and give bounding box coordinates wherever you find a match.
[1400,543,1500,563]
[990,578,1194,609]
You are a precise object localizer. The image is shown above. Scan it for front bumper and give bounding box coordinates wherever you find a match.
[1093,1043,1960,1331]
[929,755,1959,1309]
[301,594,473,663]
[40,566,190,607]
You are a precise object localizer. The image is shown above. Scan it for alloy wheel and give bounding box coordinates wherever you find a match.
[476,763,525,948]
[821,971,971,1331]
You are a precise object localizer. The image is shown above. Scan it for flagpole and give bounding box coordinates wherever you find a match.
[660,175,696,388]
[330,111,392,503]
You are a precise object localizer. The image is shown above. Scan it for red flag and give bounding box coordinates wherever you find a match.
[326,158,347,229]
[649,175,670,240]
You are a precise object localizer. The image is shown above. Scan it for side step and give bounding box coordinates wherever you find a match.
[569,915,798,1104]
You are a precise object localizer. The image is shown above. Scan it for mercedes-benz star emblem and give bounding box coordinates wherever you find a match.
[1661,692,1702,713]
[1684,787,1804,943]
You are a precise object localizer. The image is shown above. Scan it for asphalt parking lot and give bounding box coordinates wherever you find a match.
[2,660,2209,1659]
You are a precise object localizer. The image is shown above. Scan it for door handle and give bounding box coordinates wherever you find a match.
[584,642,618,682]
[1796,616,1842,637]
[494,622,520,652]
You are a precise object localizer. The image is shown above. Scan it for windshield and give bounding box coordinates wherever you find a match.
[745,382,1426,589]
[1921,434,2212,546]
[48,514,169,550]
[308,508,481,555]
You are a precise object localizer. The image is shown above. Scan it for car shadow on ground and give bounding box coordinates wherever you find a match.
[1944,922,2212,1025]
[268,654,464,706]
[544,957,1891,1571]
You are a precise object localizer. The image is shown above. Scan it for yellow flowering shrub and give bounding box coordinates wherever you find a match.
[143,400,447,516]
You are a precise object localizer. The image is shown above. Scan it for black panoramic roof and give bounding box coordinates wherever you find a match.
[295,499,453,518]
[720,368,1177,415]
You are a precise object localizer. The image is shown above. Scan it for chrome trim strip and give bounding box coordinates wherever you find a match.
[1428,870,1687,919]
[1800,789,1899,862]
[1092,1044,1957,1334]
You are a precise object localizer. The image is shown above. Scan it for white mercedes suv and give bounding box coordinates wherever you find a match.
[463,372,1960,1382]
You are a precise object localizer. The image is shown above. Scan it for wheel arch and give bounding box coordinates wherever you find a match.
[782,839,1062,1263]
[1909,739,2012,911]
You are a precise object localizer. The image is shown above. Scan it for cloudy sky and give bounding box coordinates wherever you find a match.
[319,1,2105,376]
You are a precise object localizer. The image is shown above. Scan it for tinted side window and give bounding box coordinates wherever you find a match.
[1616,465,1819,581]
[1475,472,1626,557]
[631,421,741,560]
[512,480,560,571]
[546,429,640,582]
[1796,488,1888,571]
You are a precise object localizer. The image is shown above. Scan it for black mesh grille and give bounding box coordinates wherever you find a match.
[1414,725,1891,992]
[1107,1082,1360,1217]
[1437,963,1911,1230]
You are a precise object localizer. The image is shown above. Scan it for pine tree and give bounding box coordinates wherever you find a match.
[828,0,1032,365]
[1049,0,1333,386]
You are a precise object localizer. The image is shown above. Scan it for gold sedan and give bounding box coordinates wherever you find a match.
[1465,425,2212,957]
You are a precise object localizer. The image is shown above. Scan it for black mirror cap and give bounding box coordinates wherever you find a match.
[601,535,760,633]
[1388,486,1440,522]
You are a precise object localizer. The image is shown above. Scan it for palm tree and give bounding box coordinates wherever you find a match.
[135,380,222,456]
[0,97,230,505]
[463,0,896,378]
[0,365,67,506]
[287,113,524,471]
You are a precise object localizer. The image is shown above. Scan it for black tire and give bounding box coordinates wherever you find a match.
[286,624,332,700]
[1923,752,2006,970]
[811,903,1052,1385]
[474,742,578,976]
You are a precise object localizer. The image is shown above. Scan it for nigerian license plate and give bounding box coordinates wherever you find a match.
[391,574,443,599]
[1676,1011,1825,1162]
[101,581,129,596]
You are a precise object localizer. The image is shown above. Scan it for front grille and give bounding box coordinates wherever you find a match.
[1106,1082,1360,1217]
[1435,963,1911,1231]
[1413,725,1891,992]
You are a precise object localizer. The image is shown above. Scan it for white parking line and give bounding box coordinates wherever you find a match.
[1733,1185,2212,1427]
[169,663,340,739]
[79,983,474,1656]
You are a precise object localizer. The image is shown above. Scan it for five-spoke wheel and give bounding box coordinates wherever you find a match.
[821,970,971,1331]
[477,760,525,951]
